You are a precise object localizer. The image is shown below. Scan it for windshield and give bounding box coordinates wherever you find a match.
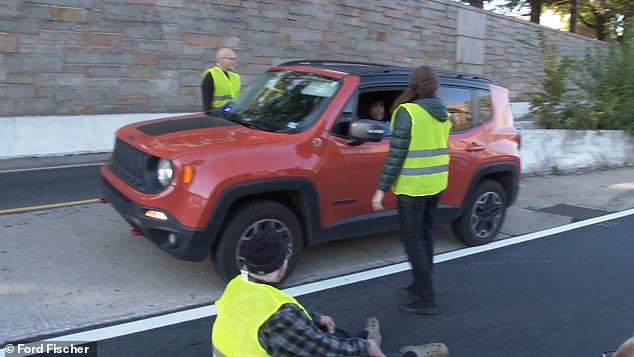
[229,70,341,133]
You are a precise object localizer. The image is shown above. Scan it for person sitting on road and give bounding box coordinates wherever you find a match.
[211,227,449,357]
[612,336,634,357]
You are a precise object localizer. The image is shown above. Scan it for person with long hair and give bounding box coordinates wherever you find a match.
[372,66,451,315]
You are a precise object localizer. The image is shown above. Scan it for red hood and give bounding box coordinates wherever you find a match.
[116,114,288,160]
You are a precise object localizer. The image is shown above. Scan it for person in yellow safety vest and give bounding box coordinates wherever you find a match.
[201,47,241,113]
[211,227,449,357]
[372,66,451,316]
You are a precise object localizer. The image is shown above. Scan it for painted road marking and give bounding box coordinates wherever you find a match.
[0,199,101,215]
[0,163,103,174]
[2,208,633,352]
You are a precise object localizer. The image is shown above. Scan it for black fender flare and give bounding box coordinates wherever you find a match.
[204,177,321,249]
[463,161,520,212]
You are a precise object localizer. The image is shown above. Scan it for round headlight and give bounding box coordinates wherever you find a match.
[157,159,173,186]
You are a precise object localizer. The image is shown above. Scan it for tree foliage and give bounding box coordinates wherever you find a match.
[492,0,633,40]
[495,0,559,24]
[527,27,634,134]
[553,0,634,40]
[574,23,634,133]
[526,30,583,128]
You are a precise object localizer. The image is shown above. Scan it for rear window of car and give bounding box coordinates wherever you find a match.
[438,86,492,132]
[439,87,473,132]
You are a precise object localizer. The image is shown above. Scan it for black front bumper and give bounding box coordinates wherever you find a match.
[102,177,213,262]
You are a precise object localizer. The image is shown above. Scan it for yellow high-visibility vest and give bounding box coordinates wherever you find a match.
[211,275,311,357]
[204,66,241,109]
[391,103,451,196]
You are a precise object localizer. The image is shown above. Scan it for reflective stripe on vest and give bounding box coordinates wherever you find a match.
[391,103,451,197]
[211,276,311,357]
[204,66,241,109]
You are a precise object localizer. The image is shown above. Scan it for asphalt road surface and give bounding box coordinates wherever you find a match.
[10,213,633,357]
[0,165,102,212]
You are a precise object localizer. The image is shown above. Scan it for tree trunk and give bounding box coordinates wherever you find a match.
[595,20,606,40]
[529,0,543,23]
[469,0,484,8]
[569,0,578,33]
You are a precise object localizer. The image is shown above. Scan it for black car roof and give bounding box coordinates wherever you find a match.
[279,60,494,84]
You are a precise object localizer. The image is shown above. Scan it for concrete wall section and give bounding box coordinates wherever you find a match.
[520,130,634,173]
[0,113,190,158]
[0,0,608,116]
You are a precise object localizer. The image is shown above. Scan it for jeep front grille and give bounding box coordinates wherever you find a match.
[108,138,159,193]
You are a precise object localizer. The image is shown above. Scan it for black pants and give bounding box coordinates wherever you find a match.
[397,193,441,304]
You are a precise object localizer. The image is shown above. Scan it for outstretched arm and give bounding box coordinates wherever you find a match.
[259,304,375,356]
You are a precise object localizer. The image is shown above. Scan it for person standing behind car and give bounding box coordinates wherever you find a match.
[201,48,241,113]
[371,66,451,315]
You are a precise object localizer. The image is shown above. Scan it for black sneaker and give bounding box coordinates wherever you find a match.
[400,300,437,315]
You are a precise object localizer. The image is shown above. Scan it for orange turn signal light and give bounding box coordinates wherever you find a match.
[182,165,194,184]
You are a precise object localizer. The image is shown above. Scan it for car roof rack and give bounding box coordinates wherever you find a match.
[436,70,493,83]
[278,60,493,83]
[279,59,391,68]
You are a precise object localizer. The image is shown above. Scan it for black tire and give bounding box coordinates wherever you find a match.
[212,200,304,283]
[451,180,507,246]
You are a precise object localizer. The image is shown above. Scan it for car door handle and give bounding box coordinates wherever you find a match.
[466,143,485,152]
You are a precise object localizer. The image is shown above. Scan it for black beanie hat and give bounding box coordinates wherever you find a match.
[241,228,288,275]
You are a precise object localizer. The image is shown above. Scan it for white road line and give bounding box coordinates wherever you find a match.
[2,207,633,351]
[0,163,104,174]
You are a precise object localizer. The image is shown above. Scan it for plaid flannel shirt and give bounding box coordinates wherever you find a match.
[258,303,370,356]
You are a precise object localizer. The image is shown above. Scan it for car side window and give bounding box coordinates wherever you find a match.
[356,89,402,138]
[438,87,473,132]
[477,89,492,123]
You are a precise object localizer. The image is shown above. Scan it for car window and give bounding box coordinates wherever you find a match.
[477,89,492,122]
[230,70,341,133]
[354,89,402,138]
[438,87,473,132]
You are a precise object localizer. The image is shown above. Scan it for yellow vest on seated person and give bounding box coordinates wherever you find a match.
[212,275,311,357]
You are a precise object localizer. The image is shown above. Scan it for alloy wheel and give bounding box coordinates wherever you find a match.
[470,191,503,239]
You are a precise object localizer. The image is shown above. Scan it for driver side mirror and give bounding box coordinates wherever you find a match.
[348,119,385,145]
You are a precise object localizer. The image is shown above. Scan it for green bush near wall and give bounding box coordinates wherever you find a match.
[528,27,634,135]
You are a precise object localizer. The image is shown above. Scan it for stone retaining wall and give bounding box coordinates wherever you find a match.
[0,0,608,116]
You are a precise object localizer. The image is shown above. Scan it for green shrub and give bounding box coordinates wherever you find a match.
[528,26,634,134]
[526,30,580,129]
[576,24,634,134]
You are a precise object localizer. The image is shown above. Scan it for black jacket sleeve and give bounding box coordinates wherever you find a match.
[201,73,214,112]
[377,107,412,192]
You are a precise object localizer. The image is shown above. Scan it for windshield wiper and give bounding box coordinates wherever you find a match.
[225,115,272,132]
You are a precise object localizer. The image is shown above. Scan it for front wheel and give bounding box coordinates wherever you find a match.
[212,200,304,283]
[451,180,507,246]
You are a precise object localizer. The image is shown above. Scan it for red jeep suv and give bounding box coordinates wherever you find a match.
[100,60,521,282]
